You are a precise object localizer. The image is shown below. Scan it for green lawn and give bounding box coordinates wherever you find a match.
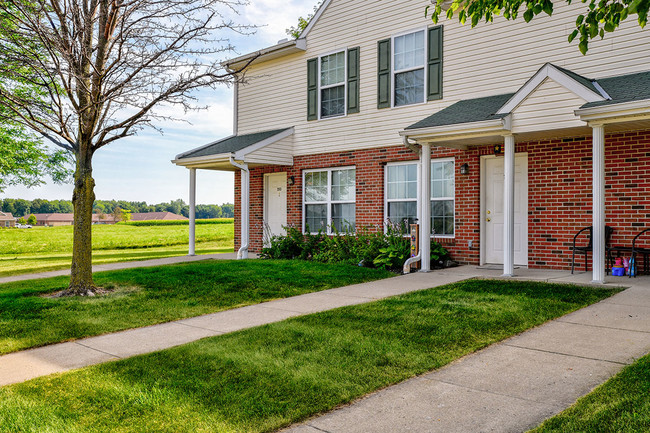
[0,260,392,354]
[0,280,618,433]
[530,352,650,433]
[0,221,234,277]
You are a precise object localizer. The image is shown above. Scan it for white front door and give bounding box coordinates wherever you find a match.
[264,172,287,242]
[482,154,528,265]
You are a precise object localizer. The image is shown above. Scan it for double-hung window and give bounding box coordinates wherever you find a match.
[319,52,346,118]
[385,159,455,236]
[304,167,356,233]
[386,163,418,232]
[393,30,425,106]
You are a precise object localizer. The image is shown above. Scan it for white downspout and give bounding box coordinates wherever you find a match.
[229,155,249,259]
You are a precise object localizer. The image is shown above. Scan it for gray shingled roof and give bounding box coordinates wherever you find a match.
[405,93,514,130]
[177,128,292,159]
[553,64,602,96]
[581,70,650,108]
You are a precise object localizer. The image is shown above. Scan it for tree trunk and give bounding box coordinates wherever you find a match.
[68,147,97,296]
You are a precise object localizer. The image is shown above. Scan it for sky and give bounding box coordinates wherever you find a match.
[1,0,318,206]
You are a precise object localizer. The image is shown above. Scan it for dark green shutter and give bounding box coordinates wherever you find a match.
[377,39,391,109]
[347,47,360,114]
[427,26,443,101]
[307,57,318,120]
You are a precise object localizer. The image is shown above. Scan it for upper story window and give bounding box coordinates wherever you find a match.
[393,30,425,107]
[304,167,356,233]
[320,52,346,118]
[307,48,360,121]
[377,26,443,109]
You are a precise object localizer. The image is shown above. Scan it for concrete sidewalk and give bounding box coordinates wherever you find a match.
[0,252,238,284]
[1,265,648,433]
[284,273,650,433]
[0,269,467,386]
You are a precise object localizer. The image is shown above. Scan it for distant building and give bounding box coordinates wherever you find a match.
[25,213,117,226]
[130,212,188,221]
[0,212,15,228]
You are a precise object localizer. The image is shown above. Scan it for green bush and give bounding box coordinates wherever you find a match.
[261,224,450,272]
[120,218,233,227]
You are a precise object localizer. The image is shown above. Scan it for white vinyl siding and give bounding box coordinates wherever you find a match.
[393,30,426,107]
[236,0,650,156]
[304,167,356,233]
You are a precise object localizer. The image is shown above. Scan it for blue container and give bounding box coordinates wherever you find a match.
[612,267,625,277]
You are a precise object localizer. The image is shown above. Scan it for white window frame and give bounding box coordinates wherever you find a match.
[430,157,455,238]
[318,49,348,120]
[303,166,356,234]
[391,27,428,108]
[383,158,455,238]
[384,161,420,234]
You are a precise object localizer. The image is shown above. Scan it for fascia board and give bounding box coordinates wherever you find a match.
[497,63,607,115]
[574,99,650,123]
[400,116,511,139]
[171,153,233,167]
[233,127,295,160]
[223,39,307,70]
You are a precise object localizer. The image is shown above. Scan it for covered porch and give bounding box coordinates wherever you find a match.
[400,63,650,283]
[172,127,294,259]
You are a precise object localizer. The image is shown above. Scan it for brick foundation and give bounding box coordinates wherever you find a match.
[233,129,650,270]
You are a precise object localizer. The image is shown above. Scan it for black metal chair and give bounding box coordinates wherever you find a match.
[630,228,650,277]
[571,226,614,274]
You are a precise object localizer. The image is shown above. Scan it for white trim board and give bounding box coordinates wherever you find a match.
[497,63,608,115]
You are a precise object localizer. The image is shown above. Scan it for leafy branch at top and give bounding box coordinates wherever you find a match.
[426,0,649,54]
[286,1,323,39]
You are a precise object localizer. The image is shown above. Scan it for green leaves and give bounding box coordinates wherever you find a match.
[426,0,650,54]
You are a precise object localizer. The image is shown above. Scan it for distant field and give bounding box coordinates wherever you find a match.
[0,220,234,277]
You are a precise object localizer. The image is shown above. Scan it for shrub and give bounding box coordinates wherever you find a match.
[260,223,451,272]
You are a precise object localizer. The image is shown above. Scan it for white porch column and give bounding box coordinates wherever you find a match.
[188,168,196,256]
[503,134,515,277]
[420,143,431,272]
[239,164,250,259]
[592,124,606,283]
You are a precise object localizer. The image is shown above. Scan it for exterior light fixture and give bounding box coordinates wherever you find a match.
[493,144,502,156]
[460,163,469,175]
[287,175,295,186]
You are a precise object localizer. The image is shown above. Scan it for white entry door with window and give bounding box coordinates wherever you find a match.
[264,173,287,241]
[481,154,528,265]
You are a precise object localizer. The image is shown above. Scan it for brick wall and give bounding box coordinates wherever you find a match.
[233,129,650,270]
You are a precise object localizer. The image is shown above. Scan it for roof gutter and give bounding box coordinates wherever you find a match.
[575,98,650,124]
[223,38,307,70]
[399,115,512,144]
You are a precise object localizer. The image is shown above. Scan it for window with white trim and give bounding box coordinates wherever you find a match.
[385,159,454,236]
[386,162,418,232]
[304,167,355,233]
[393,30,425,106]
[319,52,346,118]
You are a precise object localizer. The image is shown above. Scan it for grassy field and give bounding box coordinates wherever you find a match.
[530,352,650,433]
[0,280,617,433]
[0,220,234,277]
[0,260,392,354]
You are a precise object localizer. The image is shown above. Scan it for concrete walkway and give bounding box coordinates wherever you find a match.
[0,265,648,433]
[284,271,650,433]
[0,252,238,284]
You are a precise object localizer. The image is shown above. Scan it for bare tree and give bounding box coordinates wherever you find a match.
[0,0,253,295]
